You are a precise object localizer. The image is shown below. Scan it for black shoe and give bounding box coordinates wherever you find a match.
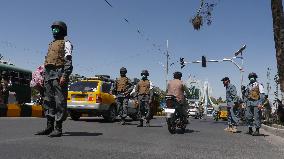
[246,127,253,135]
[252,128,260,136]
[137,119,143,127]
[35,119,54,135]
[48,129,62,137]
[35,127,54,135]
[49,122,62,137]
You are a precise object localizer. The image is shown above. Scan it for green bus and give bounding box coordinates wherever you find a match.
[0,62,32,104]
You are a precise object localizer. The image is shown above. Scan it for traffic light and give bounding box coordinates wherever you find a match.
[202,56,206,67]
[180,57,185,69]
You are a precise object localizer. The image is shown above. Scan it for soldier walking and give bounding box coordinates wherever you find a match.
[136,70,153,127]
[111,67,133,125]
[35,21,73,137]
[221,77,239,133]
[243,73,265,136]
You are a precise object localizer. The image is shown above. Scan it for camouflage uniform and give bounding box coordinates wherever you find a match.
[112,74,133,124]
[35,21,73,137]
[225,83,239,126]
[245,82,265,129]
[136,79,153,126]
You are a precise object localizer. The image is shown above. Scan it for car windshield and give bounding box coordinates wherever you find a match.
[69,81,98,92]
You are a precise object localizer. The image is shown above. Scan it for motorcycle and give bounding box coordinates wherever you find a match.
[164,95,187,134]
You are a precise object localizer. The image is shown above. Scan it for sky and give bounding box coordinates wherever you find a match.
[0,0,280,99]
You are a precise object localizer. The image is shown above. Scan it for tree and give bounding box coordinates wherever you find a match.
[271,0,284,101]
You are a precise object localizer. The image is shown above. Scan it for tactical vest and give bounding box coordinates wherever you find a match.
[116,77,128,92]
[248,84,260,100]
[138,80,150,95]
[44,40,65,67]
[167,79,184,102]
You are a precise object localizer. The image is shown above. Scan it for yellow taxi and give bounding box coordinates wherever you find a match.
[67,75,117,122]
[219,105,228,120]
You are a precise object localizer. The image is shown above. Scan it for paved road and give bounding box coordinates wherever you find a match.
[0,117,284,159]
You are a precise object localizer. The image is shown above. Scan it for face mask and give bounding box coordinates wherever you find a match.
[52,28,60,35]
[142,75,147,79]
[249,78,256,83]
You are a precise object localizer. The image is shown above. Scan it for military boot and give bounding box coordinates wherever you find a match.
[35,118,54,135]
[137,119,143,127]
[246,127,253,135]
[49,122,63,137]
[252,128,260,136]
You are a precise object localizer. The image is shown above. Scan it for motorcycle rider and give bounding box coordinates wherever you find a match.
[166,71,190,125]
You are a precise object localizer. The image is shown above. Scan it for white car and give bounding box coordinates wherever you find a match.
[188,105,198,117]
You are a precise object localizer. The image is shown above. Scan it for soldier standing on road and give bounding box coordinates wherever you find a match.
[35,21,73,137]
[166,72,190,124]
[243,73,265,136]
[221,77,239,133]
[136,70,153,127]
[111,67,133,125]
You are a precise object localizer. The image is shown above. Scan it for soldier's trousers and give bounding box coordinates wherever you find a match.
[227,107,239,126]
[43,79,68,122]
[137,95,151,121]
[245,106,262,128]
[116,97,128,119]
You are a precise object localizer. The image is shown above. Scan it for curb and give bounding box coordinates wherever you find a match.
[261,124,284,138]
[0,104,44,117]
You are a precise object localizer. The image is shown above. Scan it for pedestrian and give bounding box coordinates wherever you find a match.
[263,95,272,123]
[243,72,265,136]
[35,21,73,137]
[221,77,239,133]
[166,72,190,125]
[111,67,133,125]
[136,70,153,127]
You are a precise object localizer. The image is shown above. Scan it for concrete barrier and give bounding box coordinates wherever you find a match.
[0,103,44,117]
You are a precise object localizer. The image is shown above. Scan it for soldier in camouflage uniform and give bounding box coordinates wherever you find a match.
[244,72,265,136]
[111,67,133,125]
[136,70,153,127]
[35,21,73,137]
[221,77,239,133]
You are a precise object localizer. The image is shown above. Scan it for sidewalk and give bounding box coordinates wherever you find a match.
[261,124,284,138]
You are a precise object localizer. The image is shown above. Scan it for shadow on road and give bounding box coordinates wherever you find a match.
[176,129,200,134]
[63,132,103,137]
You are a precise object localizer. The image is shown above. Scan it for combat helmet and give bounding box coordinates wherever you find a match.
[248,72,258,79]
[51,21,67,36]
[141,70,149,76]
[120,67,127,75]
[173,71,182,79]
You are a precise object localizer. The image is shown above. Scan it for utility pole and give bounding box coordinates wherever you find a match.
[267,67,271,97]
[166,40,169,89]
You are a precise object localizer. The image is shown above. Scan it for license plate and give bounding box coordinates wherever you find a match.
[164,108,175,113]
[71,94,87,101]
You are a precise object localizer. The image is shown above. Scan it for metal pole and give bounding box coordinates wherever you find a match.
[166,40,169,89]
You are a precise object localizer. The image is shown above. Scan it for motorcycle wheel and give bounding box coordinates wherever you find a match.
[167,119,176,134]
